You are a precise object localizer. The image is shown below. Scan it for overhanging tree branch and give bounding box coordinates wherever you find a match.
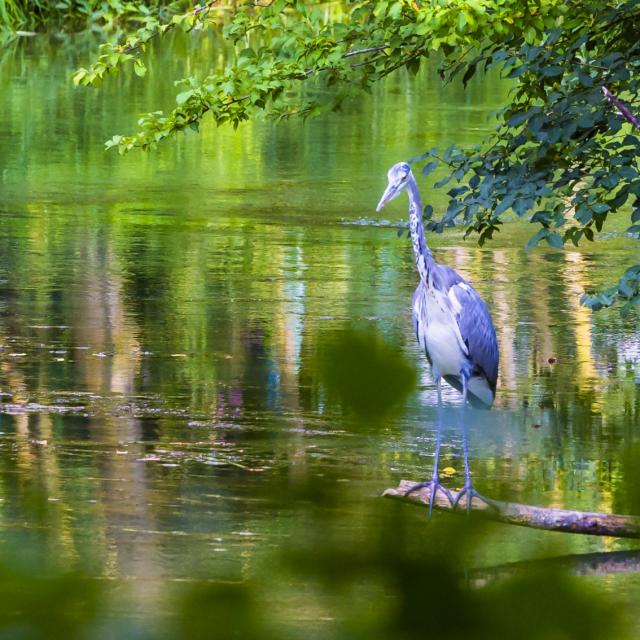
[74,0,640,310]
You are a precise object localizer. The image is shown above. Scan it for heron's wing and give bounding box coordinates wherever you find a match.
[446,279,499,392]
[411,283,432,366]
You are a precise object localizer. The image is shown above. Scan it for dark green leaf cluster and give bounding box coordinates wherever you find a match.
[409,1,640,310]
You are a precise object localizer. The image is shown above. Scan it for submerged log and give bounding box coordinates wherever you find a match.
[467,549,640,587]
[383,480,640,539]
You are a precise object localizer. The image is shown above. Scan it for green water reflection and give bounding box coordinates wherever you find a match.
[1,30,640,636]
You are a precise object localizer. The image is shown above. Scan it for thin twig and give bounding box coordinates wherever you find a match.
[602,85,640,129]
[342,45,389,58]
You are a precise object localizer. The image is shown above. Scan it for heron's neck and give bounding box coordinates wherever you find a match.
[406,176,433,283]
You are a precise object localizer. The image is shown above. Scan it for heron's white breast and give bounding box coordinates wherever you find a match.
[419,287,468,377]
[424,321,466,376]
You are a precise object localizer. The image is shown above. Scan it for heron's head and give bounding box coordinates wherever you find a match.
[376,162,413,212]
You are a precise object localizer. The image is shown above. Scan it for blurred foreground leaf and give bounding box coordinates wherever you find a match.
[614,444,640,516]
[319,326,417,422]
[0,563,101,640]
[173,582,273,640]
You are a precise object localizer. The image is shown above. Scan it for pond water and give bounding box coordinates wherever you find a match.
[1,27,640,637]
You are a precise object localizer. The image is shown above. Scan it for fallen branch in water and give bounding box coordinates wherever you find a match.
[467,549,640,587]
[383,480,640,539]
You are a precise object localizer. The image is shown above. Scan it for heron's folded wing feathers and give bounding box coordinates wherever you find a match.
[412,284,432,365]
[449,282,499,391]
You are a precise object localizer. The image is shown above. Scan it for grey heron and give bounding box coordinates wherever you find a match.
[376,162,499,513]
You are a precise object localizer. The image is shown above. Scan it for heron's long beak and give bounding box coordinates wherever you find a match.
[376,184,398,212]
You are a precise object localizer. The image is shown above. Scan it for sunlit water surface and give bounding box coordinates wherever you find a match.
[1,29,640,635]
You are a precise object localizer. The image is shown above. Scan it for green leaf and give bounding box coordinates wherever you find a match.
[447,186,468,198]
[105,135,122,150]
[494,196,514,216]
[176,90,194,105]
[541,65,563,77]
[507,110,531,127]
[434,175,452,189]
[406,58,420,76]
[592,203,610,214]
[421,161,438,177]
[462,62,476,88]
[507,65,527,79]
[524,25,537,45]
[239,47,257,60]
[513,198,533,216]
[72,68,87,86]
[547,232,564,248]
[134,61,147,78]
[526,229,548,251]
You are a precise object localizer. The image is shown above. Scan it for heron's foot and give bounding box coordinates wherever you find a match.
[404,479,455,517]
[452,484,500,515]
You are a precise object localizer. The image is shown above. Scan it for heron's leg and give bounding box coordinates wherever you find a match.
[453,435,499,514]
[404,376,455,515]
[453,376,499,514]
[450,374,472,513]
[459,419,474,514]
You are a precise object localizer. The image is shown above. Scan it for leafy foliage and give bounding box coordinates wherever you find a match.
[411,1,640,314]
[71,0,640,310]
[0,0,183,33]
